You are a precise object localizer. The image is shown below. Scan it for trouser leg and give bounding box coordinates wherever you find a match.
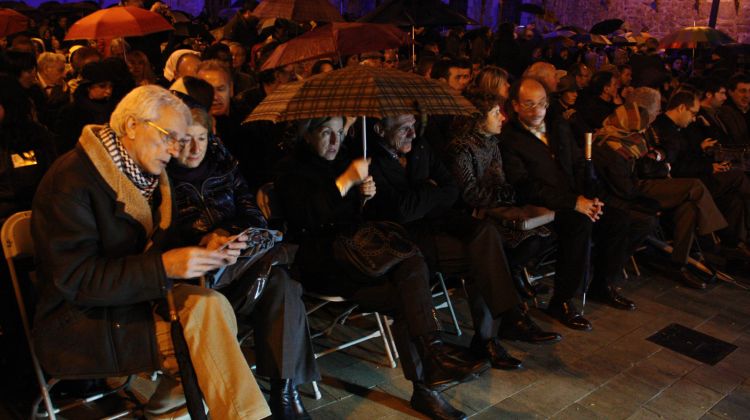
[347,255,436,382]
[154,284,270,420]
[706,171,750,245]
[552,210,592,301]
[252,266,320,385]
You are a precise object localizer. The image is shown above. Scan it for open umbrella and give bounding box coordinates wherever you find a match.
[573,33,612,45]
[64,6,173,40]
[245,65,476,158]
[252,0,343,22]
[659,26,734,49]
[0,8,29,37]
[518,3,545,15]
[590,18,623,35]
[261,22,408,70]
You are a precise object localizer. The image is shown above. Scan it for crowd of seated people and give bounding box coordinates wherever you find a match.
[2,4,750,419]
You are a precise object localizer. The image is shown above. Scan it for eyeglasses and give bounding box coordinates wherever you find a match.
[144,120,189,150]
[517,100,549,111]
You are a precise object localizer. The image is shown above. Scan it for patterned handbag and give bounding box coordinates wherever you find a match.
[333,221,419,278]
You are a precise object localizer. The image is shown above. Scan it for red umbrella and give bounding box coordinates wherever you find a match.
[64,6,173,40]
[252,0,343,22]
[261,22,408,70]
[0,8,29,37]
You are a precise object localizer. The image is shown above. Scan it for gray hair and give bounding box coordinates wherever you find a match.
[109,85,191,138]
[36,52,65,69]
[626,87,661,123]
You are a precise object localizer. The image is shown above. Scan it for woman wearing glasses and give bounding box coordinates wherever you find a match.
[166,79,320,420]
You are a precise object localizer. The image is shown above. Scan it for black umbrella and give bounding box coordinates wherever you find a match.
[518,3,545,15]
[166,291,208,420]
[581,133,597,313]
[590,18,623,35]
[359,0,476,27]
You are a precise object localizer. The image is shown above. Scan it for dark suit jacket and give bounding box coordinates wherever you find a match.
[718,97,750,146]
[498,116,585,211]
[650,114,713,178]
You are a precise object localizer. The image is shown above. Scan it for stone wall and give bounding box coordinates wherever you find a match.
[543,0,749,43]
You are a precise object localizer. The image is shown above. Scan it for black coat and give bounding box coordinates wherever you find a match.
[54,88,115,154]
[31,126,175,378]
[499,116,586,211]
[169,139,267,246]
[717,96,750,146]
[649,114,713,178]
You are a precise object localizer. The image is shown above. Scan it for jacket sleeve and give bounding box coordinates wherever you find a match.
[31,189,169,307]
[661,133,712,178]
[217,163,269,233]
[500,140,579,211]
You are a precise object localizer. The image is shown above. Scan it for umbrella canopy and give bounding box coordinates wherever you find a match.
[252,0,343,22]
[245,65,476,123]
[0,8,29,37]
[573,33,612,45]
[359,0,476,27]
[590,18,623,35]
[543,29,576,39]
[64,6,173,40]
[261,22,408,71]
[659,26,734,50]
[518,3,545,15]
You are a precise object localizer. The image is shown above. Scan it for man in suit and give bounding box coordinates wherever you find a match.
[500,78,636,332]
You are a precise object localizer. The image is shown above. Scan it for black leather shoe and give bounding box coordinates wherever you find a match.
[470,337,523,370]
[270,379,311,420]
[411,382,467,420]
[589,285,637,311]
[421,335,489,389]
[499,311,562,344]
[678,266,707,289]
[546,299,592,331]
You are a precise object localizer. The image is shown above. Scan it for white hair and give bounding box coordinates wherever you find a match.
[109,85,190,138]
[626,87,661,122]
[36,52,65,68]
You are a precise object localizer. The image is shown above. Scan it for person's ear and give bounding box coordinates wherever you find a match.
[124,115,137,140]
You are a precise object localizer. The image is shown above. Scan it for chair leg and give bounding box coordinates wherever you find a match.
[311,381,322,400]
[522,267,539,308]
[631,255,641,277]
[435,272,461,336]
[382,315,399,360]
[374,312,397,368]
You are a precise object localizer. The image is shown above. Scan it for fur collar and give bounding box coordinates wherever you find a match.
[79,125,172,235]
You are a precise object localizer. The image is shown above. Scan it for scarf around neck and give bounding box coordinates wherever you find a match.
[98,125,159,202]
[594,103,650,160]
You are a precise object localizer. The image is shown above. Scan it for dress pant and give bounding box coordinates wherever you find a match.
[638,178,727,264]
[153,284,271,420]
[308,254,437,382]
[702,170,750,246]
[552,206,631,301]
[425,216,521,342]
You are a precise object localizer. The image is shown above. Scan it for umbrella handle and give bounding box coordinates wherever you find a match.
[362,115,367,159]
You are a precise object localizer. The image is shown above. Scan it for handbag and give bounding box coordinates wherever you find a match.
[209,227,283,289]
[333,221,419,278]
[479,205,555,231]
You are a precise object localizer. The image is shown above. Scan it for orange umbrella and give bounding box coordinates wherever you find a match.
[0,8,29,37]
[261,22,408,70]
[64,6,173,40]
[252,0,343,22]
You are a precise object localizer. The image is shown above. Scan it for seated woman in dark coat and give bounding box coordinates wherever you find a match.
[275,116,487,420]
[167,101,318,420]
[444,93,553,298]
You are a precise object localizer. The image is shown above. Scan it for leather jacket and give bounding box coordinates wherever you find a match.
[169,138,267,246]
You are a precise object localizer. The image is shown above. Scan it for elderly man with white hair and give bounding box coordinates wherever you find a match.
[35,52,70,127]
[30,85,270,419]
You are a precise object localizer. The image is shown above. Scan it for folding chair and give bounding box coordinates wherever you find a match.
[2,211,133,419]
[257,183,398,366]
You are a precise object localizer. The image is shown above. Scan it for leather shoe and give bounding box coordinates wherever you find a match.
[270,379,311,420]
[411,382,467,420]
[421,334,489,389]
[470,337,523,370]
[546,299,592,331]
[498,310,562,344]
[589,285,636,311]
[677,266,706,289]
[512,268,537,299]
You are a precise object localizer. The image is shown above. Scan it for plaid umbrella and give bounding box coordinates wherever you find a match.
[65,6,173,40]
[252,0,343,22]
[261,22,408,71]
[245,65,477,124]
[659,26,734,50]
[0,8,29,37]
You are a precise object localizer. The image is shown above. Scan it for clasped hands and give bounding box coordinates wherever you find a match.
[575,195,604,222]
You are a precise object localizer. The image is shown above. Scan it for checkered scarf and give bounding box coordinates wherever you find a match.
[98,125,159,202]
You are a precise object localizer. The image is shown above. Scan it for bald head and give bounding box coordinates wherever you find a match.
[511,78,548,129]
[523,62,559,93]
